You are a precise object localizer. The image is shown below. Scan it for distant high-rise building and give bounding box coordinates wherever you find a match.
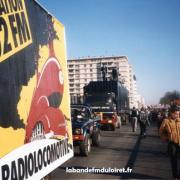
[67,56,143,108]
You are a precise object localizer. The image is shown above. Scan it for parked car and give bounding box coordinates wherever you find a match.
[71,105,101,156]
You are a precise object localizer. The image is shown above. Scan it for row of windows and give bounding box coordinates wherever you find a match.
[69,78,95,84]
[68,64,95,68]
[68,66,129,73]
[68,61,128,69]
[69,73,97,78]
[68,69,95,73]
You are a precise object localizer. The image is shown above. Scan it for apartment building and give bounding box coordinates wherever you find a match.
[67,56,142,108]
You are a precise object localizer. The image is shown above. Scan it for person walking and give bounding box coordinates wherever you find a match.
[130,107,138,132]
[139,107,149,137]
[159,105,180,179]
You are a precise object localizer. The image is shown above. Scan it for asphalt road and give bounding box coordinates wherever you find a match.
[51,123,171,179]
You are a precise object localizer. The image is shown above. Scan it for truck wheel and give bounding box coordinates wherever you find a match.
[79,134,91,156]
[92,131,101,146]
[31,122,45,141]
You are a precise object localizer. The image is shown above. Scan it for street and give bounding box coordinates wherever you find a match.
[51,123,171,179]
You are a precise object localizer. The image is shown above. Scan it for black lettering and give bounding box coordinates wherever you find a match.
[1,164,9,180]
[0,0,24,15]
[0,17,12,54]
[17,0,23,11]
[47,146,51,165]
[63,141,66,155]
[38,149,43,170]
[3,0,10,14]
[10,0,18,12]
[10,0,23,12]
[56,142,60,158]
[65,141,68,155]
[8,14,18,47]
[67,143,70,153]
[66,139,69,153]
[15,11,30,45]
[24,155,28,179]
[59,141,62,157]
[60,141,64,156]
[50,144,56,162]
[18,158,25,180]
[11,161,18,180]
[64,140,67,155]
[27,153,34,177]
[8,0,13,13]
[0,0,6,15]
[61,141,64,156]
[43,147,47,167]
[34,151,38,173]
[55,143,58,160]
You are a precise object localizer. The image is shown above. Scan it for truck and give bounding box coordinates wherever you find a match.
[84,80,129,130]
[0,0,73,179]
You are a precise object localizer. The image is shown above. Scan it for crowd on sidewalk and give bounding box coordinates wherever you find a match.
[129,104,180,180]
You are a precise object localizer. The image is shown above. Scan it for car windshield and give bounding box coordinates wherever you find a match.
[71,107,90,121]
[103,113,114,119]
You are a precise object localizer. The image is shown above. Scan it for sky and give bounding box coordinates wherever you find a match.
[38,0,180,105]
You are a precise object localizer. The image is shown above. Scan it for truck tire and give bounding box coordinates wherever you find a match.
[92,131,101,146]
[79,134,91,156]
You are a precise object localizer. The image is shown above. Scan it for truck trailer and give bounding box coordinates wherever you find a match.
[0,0,73,179]
[84,80,129,130]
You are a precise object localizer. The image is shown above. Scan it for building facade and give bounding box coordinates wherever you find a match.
[67,56,143,108]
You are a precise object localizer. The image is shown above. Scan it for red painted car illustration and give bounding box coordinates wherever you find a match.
[25,43,68,143]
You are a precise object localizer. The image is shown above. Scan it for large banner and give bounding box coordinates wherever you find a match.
[0,0,73,179]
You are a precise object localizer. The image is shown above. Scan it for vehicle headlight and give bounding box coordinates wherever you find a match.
[74,128,83,134]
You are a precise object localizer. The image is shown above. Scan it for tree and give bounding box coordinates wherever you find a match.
[159,90,180,105]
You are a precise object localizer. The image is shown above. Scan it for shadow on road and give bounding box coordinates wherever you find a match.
[101,131,139,138]
[124,135,141,170]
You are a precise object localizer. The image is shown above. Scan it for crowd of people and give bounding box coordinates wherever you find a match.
[129,104,180,179]
[130,106,151,137]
